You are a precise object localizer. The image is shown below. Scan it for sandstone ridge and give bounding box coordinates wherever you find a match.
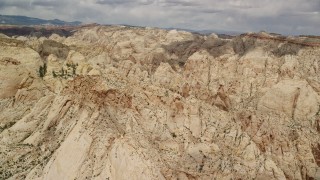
[0,26,320,179]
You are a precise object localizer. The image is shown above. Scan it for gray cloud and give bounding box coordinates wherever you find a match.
[0,0,319,35]
[32,0,65,7]
[96,0,135,5]
[0,0,30,9]
[96,0,154,6]
[159,0,199,7]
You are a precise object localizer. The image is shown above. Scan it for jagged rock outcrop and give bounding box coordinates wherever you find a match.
[0,26,320,180]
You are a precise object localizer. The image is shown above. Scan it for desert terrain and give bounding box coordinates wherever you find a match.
[0,25,320,179]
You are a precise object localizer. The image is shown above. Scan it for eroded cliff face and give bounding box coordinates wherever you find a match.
[0,26,320,180]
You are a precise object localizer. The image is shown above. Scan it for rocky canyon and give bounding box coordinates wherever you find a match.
[0,25,320,180]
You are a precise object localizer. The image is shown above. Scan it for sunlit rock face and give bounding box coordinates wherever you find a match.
[0,26,320,180]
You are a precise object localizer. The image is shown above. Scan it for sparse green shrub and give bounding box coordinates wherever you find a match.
[39,66,44,77]
[52,63,78,78]
[38,64,47,78]
[43,63,47,74]
[52,70,57,78]
[165,90,169,97]
[61,67,64,76]
[171,132,177,138]
[72,64,77,75]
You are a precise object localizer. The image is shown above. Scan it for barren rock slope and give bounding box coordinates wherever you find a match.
[0,26,320,180]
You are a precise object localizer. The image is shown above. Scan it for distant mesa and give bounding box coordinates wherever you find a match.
[0,14,81,26]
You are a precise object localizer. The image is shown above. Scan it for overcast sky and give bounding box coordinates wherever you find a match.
[0,0,319,35]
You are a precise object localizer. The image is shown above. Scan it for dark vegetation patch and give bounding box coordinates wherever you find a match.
[0,37,25,47]
[158,32,313,73]
[0,121,16,133]
[312,143,320,166]
[160,35,232,71]
[272,43,303,57]
[0,26,74,38]
[221,34,306,57]
[39,40,70,59]
[163,36,204,64]
[202,37,232,57]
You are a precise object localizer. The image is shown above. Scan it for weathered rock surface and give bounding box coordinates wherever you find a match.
[0,25,320,180]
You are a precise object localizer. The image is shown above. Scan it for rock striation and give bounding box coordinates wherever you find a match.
[0,26,320,179]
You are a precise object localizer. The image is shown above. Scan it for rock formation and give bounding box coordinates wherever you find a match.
[0,25,320,179]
